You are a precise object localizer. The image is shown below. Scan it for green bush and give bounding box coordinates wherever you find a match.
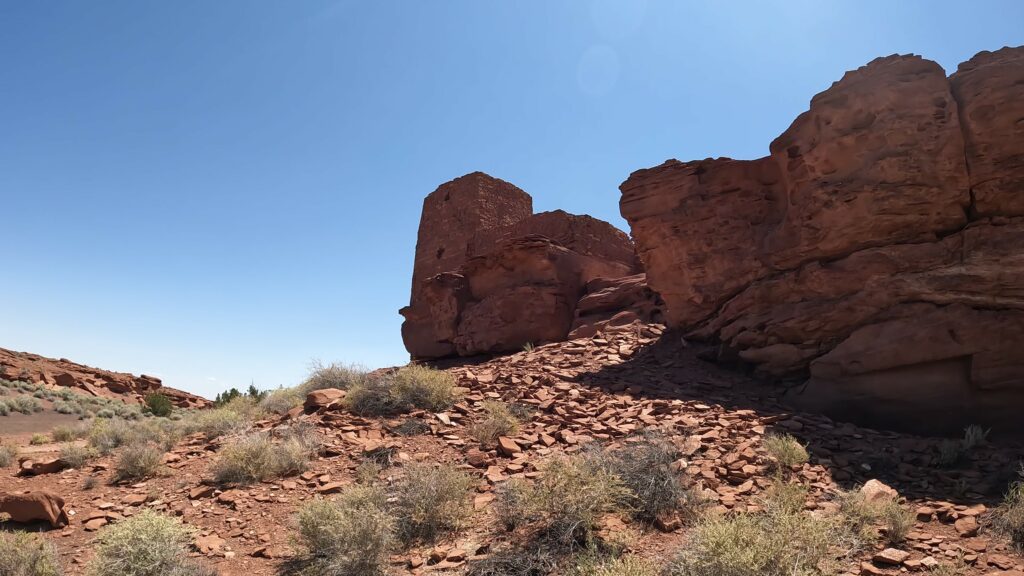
[29,433,49,446]
[469,401,521,446]
[212,430,316,484]
[0,443,18,467]
[595,433,694,522]
[88,510,212,576]
[144,393,173,417]
[0,532,61,576]
[498,454,631,548]
[294,487,394,576]
[994,479,1024,551]
[763,433,809,470]
[392,463,473,543]
[113,443,164,482]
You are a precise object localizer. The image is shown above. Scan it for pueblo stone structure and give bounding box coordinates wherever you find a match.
[401,172,660,358]
[620,47,1024,428]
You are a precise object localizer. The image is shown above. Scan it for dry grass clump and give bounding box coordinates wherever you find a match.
[88,510,213,576]
[667,484,857,576]
[181,406,250,440]
[0,532,62,576]
[347,366,460,416]
[595,433,695,522]
[392,463,473,543]
[0,443,18,467]
[302,361,368,393]
[51,422,90,442]
[88,418,162,454]
[498,454,631,548]
[212,428,317,484]
[113,442,164,481]
[8,395,42,414]
[469,401,521,446]
[993,478,1024,552]
[763,433,809,470]
[837,488,914,546]
[573,555,658,576]
[29,433,48,446]
[59,443,95,469]
[293,486,394,576]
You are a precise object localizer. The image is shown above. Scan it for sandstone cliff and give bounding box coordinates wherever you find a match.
[619,47,1024,426]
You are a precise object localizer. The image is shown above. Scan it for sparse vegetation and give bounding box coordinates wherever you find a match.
[938,424,990,468]
[393,418,432,436]
[594,433,695,522]
[763,433,809,471]
[993,475,1024,552]
[89,418,161,454]
[181,406,250,440]
[294,487,394,576]
[667,482,858,576]
[469,401,521,446]
[498,454,631,548]
[59,443,95,469]
[0,443,18,467]
[466,546,559,576]
[212,429,316,484]
[113,442,164,482]
[345,366,460,416]
[8,395,42,415]
[355,460,383,484]
[29,433,48,446]
[836,488,912,545]
[573,555,658,576]
[392,463,473,543]
[88,510,211,576]
[302,361,367,393]
[0,531,62,576]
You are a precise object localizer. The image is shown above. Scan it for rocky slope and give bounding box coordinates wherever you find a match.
[4,321,1023,575]
[619,47,1024,432]
[0,347,208,408]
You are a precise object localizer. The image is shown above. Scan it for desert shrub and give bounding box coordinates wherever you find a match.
[89,418,160,454]
[88,510,212,576]
[667,484,857,576]
[595,433,693,522]
[113,442,164,481]
[59,443,95,469]
[9,395,42,414]
[837,488,914,546]
[29,433,48,446]
[356,461,383,484]
[143,393,173,417]
[0,531,62,576]
[181,407,249,439]
[469,401,520,446]
[763,433,809,470]
[293,487,394,576]
[344,377,398,416]
[467,547,559,576]
[0,443,18,467]
[52,401,75,414]
[393,418,432,436]
[259,387,304,415]
[938,425,990,468]
[392,463,473,543]
[573,555,658,576]
[212,430,314,484]
[497,454,631,548]
[390,365,458,412]
[51,425,77,442]
[301,361,367,393]
[0,399,8,416]
[95,408,115,419]
[993,479,1024,551]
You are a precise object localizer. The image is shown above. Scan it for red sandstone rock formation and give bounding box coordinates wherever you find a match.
[402,174,650,358]
[619,47,1024,422]
[0,347,208,408]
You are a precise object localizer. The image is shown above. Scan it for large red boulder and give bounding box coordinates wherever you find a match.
[620,48,1024,430]
[0,491,69,527]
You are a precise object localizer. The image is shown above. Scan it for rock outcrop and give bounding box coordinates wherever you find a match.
[0,347,208,408]
[0,491,69,527]
[402,173,655,358]
[619,47,1024,427]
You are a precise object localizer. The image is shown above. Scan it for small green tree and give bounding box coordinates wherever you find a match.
[144,393,173,417]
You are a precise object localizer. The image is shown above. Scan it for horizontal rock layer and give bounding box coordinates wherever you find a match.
[620,47,1024,427]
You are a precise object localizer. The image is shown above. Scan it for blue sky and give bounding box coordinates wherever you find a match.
[1,1,1020,398]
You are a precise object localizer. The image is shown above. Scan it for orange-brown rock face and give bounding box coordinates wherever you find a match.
[620,48,1024,428]
[0,347,209,408]
[402,174,646,358]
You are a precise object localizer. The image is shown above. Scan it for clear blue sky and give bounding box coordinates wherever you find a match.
[1,1,1020,398]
